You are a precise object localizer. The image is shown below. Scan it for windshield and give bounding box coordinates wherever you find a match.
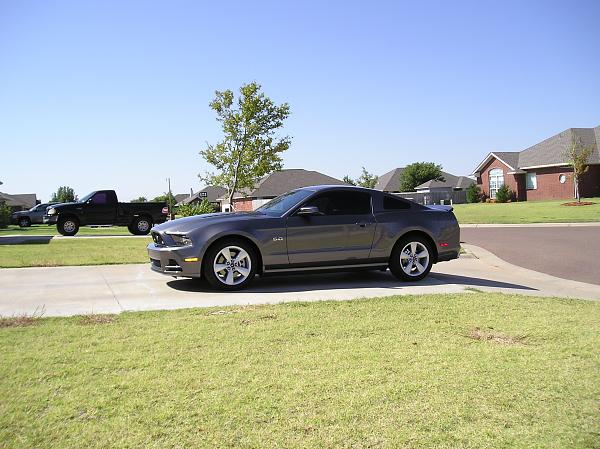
[256,189,314,216]
[79,192,95,203]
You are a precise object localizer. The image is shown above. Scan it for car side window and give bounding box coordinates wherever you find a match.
[303,191,371,215]
[91,193,108,205]
[383,195,411,210]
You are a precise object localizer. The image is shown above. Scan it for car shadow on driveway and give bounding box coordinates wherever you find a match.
[166,270,537,294]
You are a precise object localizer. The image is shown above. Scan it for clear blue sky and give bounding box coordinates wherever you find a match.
[1,0,599,201]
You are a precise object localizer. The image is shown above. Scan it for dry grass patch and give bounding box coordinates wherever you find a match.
[467,327,527,345]
[0,307,44,328]
[76,313,117,326]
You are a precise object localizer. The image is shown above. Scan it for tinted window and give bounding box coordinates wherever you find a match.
[304,191,371,215]
[91,193,108,204]
[383,195,411,210]
[256,189,313,216]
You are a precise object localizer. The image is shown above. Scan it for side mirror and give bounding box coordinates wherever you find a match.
[297,206,321,216]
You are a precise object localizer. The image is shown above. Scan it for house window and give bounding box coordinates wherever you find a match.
[526,172,537,190]
[559,174,566,184]
[489,168,504,199]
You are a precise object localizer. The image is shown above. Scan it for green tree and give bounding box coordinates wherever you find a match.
[200,82,291,210]
[131,196,147,203]
[466,183,482,203]
[177,199,216,217]
[565,134,593,202]
[399,162,445,192]
[152,192,177,208]
[50,186,75,203]
[342,175,356,186]
[495,184,512,203]
[355,167,378,188]
[0,201,11,228]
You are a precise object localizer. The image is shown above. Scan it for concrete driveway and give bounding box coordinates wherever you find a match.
[461,226,600,285]
[1,244,599,317]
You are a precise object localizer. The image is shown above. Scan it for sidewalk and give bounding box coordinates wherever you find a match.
[1,244,598,317]
[460,222,600,228]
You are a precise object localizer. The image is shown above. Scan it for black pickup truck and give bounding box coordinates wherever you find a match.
[44,190,168,236]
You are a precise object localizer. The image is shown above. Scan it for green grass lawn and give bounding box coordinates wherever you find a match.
[0,237,150,268]
[453,197,600,224]
[0,224,133,236]
[1,293,599,448]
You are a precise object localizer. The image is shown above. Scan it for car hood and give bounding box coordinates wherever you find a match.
[152,211,268,233]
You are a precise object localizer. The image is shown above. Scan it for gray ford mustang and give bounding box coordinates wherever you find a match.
[147,185,460,290]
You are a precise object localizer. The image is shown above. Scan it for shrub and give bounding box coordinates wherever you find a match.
[495,184,512,203]
[177,199,217,217]
[0,202,11,228]
[466,183,482,203]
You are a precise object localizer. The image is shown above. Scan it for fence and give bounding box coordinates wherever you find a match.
[394,190,467,205]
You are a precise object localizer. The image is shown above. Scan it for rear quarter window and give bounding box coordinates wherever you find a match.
[383,195,411,210]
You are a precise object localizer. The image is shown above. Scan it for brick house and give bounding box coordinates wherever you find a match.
[219,169,347,212]
[473,126,600,201]
[176,185,227,209]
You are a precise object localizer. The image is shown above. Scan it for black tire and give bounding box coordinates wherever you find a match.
[130,216,152,235]
[203,238,258,291]
[57,217,80,236]
[389,235,434,282]
[18,217,31,227]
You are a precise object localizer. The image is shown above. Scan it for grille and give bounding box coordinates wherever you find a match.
[152,232,164,245]
[150,258,161,268]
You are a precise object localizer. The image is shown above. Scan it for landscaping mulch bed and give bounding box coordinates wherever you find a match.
[561,201,596,206]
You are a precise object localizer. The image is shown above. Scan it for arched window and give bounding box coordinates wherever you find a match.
[489,168,504,199]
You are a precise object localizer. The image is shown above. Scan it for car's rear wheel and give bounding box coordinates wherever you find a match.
[203,239,257,291]
[57,217,80,236]
[130,217,152,235]
[18,217,31,227]
[389,236,433,281]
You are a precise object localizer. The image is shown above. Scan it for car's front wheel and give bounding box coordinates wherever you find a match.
[203,239,258,291]
[57,217,80,236]
[18,217,31,227]
[389,236,433,281]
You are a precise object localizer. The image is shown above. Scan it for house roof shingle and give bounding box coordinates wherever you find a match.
[248,169,346,198]
[179,186,228,205]
[0,192,37,209]
[415,173,474,190]
[374,168,405,192]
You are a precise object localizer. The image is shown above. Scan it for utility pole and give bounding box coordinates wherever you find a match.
[166,177,172,219]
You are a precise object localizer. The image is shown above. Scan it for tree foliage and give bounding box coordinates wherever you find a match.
[50,186,75,203]
[466,183,482,203]
[342,175,356,186]
[564,134,593,202]
[131,196,147,203]
[200,82,291,210]
[0,201,11,228]
[398,162,445,192]
[152,192,177,207]
[495,184,512,203]
[177,199,217,217]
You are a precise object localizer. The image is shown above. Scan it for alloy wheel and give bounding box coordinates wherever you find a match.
[213,246,252,286]
[400,241,430,276]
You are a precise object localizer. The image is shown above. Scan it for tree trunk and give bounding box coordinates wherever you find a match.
[574,176,580,202]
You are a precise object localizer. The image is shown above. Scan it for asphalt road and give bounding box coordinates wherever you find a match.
[461,226,600,285]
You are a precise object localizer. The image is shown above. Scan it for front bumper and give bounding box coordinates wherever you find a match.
[43,215,57,224]
[147,243,202,278]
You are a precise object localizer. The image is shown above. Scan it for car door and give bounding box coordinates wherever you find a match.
[31,204,47,224]
[285,190,376,265]
[83,192,115,224]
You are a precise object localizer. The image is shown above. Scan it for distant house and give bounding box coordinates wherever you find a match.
[177,186,227,208]
[414,174,473,193]
[219,169,347,212]
[0,192,38,212]
[472,125,600,201]
[374,168,405,193]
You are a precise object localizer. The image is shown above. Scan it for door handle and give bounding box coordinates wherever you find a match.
[356,222,370,228]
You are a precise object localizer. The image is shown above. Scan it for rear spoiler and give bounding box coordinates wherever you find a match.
[426,204,453,212]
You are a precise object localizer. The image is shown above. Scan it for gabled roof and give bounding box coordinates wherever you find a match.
[218,169,347,202]
[179,185,227,205]
[473,125,600,174]
[374,168,405,192]
[249,169,346,198]
[174,193,189,203]
[415,173,474,190]
[0,192,37,208]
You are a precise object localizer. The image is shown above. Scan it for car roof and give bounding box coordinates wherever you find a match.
[297,184,379,193]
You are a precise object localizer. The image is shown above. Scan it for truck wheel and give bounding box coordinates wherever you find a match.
[18,217,31,227]
[389,235,433,282]
[57,217,79,236]
[203,239,258,291]
[130,217,152,235]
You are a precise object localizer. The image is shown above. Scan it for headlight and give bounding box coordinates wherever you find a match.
[168,233,192,246]
[47,208,56,215]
